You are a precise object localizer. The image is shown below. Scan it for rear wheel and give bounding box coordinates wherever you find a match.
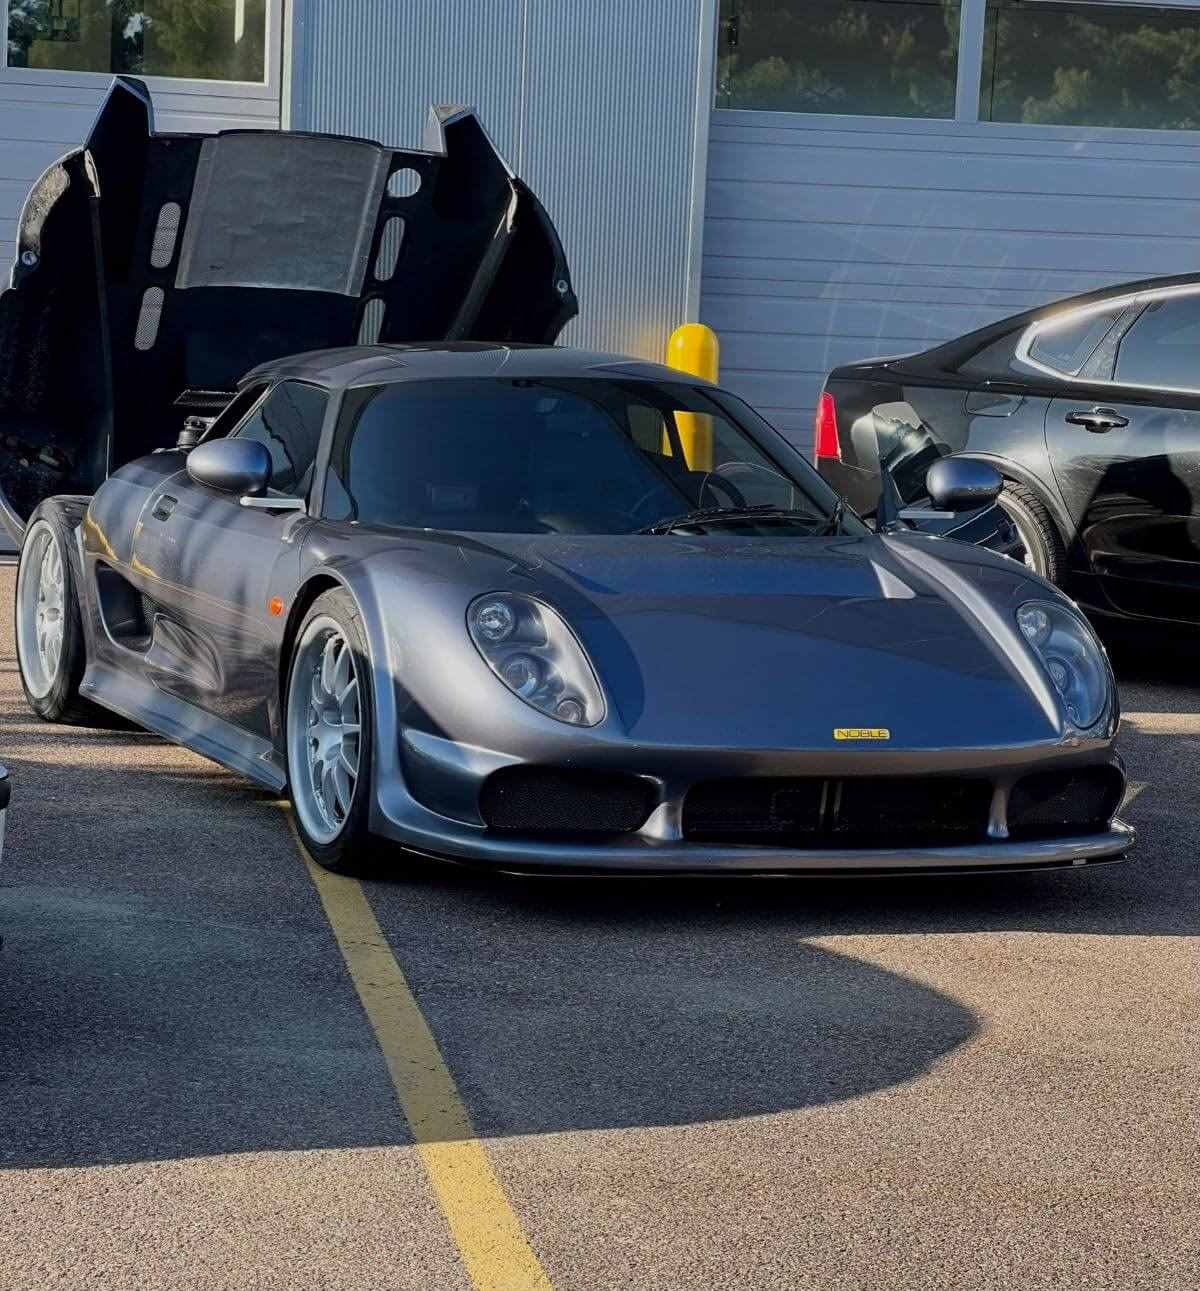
[997,482,1065,584]
[15,503,98,723]
[285,590,377,873]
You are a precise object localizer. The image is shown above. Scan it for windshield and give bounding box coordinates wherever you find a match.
[322,377,863,536]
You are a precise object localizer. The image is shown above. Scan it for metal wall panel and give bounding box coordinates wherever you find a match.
[289,0,524,162]
[702,110,1200,450]
[289,0,715,360]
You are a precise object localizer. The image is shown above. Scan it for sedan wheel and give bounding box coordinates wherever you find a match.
[285,591,376,872]
[997,482,1065,585]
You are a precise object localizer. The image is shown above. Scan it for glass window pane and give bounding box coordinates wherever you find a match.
[7,1,268,82]
[323,378,841,536]
[1028,304,1125,376]
[716,0,961,118]
[981,1,1200,130]
[1114,296,1200,389]
[234,381,327,497]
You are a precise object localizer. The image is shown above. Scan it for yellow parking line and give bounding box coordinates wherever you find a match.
[290,818,553,1291]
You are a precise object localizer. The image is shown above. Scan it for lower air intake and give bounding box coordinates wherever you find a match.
[683,777,991,847]
[480,766,656,837]
[1007,767,1124,840]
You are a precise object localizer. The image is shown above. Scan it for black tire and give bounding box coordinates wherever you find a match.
[14,499,102,724]
[284,588,378,875]
[997,482,1065,584]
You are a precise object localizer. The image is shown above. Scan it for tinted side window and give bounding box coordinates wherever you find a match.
[1026,305,1124,377]
[233,381,329,496]
[1115,296,1200,390]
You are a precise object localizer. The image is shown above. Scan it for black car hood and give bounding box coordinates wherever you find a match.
[417,530,1063,749]
[0,77,576,537]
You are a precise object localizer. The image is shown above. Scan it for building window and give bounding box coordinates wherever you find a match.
[6,1,267,82]
[716,0,962,118]
[981,1,1200,130]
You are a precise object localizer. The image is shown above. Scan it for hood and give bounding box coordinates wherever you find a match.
[0,77,576,537]
[399,529,1066,750]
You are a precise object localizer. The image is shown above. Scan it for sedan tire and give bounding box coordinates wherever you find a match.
[997,482,1065,584]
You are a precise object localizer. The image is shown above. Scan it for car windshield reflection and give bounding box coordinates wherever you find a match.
[322,377,863,536]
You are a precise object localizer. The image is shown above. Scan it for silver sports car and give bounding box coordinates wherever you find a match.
[2,82,1132,876]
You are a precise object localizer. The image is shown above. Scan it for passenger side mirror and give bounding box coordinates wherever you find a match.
[187,438,272,498]
[924,456,1002,512]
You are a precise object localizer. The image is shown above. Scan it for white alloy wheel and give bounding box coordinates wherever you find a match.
[16,519,67,700]
[286,615,362,846]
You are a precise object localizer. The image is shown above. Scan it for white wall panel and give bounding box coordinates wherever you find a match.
[702,111,1200,449]
[289,0,716,360]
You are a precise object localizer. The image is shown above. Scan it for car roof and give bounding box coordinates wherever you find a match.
[911,270,1200,374]
[240,342,711,392]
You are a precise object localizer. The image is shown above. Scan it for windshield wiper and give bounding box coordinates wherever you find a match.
[817,498,846,536]
[638,504,823,536]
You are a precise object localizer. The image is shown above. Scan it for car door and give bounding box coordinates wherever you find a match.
[133,380,329,738]
[1044,289,1200,622]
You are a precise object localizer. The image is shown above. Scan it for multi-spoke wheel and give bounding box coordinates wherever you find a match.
[285,590,375,871]
[15,502,96,723]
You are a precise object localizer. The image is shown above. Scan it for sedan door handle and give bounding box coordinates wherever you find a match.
[1065,407,1129,433]
[152,494,178,521]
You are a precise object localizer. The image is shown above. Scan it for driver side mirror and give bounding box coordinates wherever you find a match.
[186,438,304,512]
[187,438,272,497]
[923,455,1002,512]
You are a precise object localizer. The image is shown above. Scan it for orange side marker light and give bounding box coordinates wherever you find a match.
[268,596,285,617]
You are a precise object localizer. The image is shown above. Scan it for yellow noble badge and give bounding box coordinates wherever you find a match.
[833,728,891,741]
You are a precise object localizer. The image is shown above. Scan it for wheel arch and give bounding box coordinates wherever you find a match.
[277,571,346,722]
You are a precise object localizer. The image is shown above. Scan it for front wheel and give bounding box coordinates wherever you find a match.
[285,589,376,873]
[15,503,97,723]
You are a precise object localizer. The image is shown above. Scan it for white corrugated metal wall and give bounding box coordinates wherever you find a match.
[287,0,717,359]
[701,111,1200,448]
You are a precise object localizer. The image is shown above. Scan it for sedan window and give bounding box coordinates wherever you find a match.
[1025,304,1125,378]
[1113,295,1200,391]
[323,377,851,536]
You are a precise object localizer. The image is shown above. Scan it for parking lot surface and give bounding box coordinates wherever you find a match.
[0,561,1196,1290]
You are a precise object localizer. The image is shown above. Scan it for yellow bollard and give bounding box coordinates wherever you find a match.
[665,324,719,471]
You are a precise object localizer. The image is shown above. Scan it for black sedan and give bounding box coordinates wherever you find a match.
[816,273,1200,628]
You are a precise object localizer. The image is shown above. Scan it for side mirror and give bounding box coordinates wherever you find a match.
[187,438,272,497]
[925,455,1002,512]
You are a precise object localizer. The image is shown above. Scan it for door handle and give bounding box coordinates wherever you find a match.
[1065,407,1129,433]
[152,494,178,521]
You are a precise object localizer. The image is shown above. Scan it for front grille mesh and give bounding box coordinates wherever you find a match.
[683,777,992,848]
[480,766,655,837]
[1007,767,1123,840]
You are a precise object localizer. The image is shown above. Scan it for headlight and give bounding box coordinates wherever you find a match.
[467,593,605,726]
[1016,600,1109,729]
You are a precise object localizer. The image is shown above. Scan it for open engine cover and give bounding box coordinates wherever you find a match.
[0,77,577,534]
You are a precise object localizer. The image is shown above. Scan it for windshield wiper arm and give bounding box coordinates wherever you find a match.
[638,504,820,536]
[817,498,846,536]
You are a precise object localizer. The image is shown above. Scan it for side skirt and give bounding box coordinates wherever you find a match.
[80,660,287,793]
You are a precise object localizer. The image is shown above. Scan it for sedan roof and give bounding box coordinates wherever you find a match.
[240,342,711,392]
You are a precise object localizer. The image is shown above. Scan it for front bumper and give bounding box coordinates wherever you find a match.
[385,820,1133,876]
[372,730,1133,875]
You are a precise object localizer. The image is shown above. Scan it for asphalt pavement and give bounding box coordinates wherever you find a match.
[0,561,1196,1290]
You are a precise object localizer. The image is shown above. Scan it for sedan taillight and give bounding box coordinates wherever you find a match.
[814,390,841,461]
